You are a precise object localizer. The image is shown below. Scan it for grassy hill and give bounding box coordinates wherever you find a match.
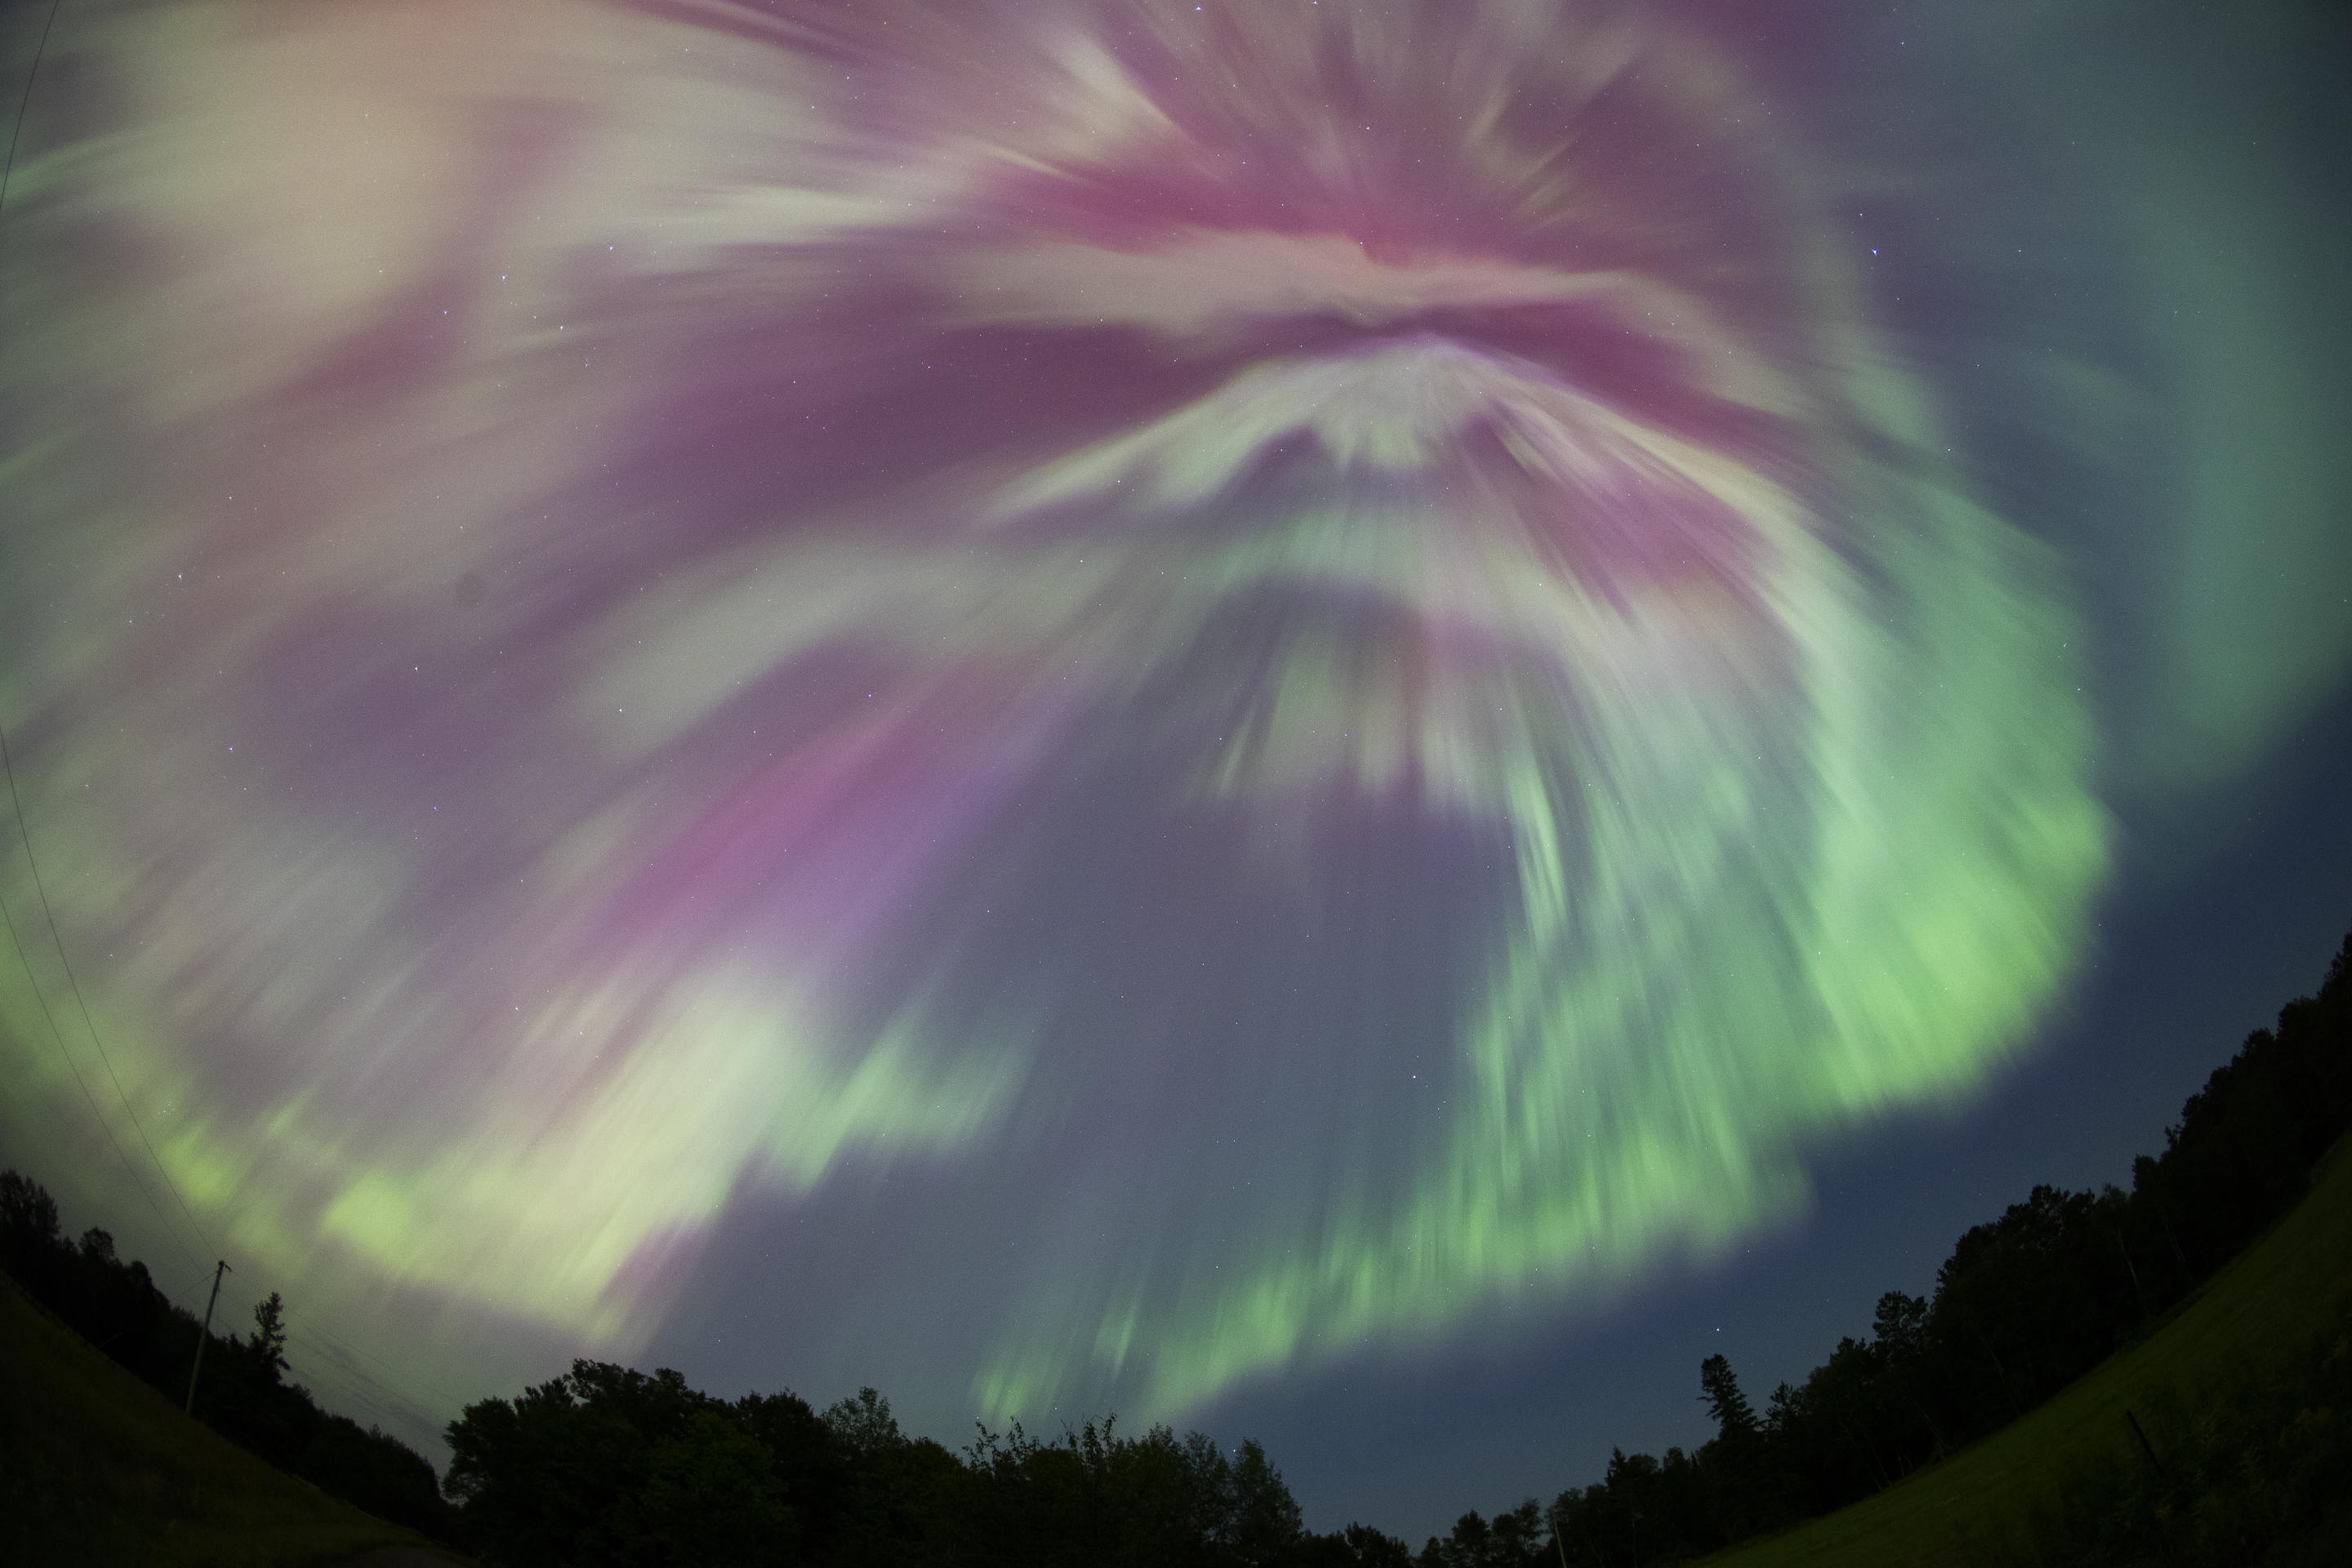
[0,1269,430,1568]
[1704,1134,2352,1567]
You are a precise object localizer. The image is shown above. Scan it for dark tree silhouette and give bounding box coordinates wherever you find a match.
[251,1290,289,1380]
[0,1173,450,1537]
[1456,924,2352,1567]
[7,927,2345,1566]
[1698,1354,1757,1445]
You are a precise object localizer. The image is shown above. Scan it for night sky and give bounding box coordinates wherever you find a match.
[2,0,2347,1544]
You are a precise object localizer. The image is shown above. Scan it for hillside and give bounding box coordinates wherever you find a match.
[1704,1133,2352,1567]
[0,1269,428,1568]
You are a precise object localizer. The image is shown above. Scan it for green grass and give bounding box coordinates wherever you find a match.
[1704,1135,2352,1568]
[0,1271,427,1568]
[11,1143,2346,1568]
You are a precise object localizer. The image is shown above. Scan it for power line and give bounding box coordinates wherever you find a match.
[283,1310,481,1412]
[0,1,458,1459]
[0,0,63,220]
[1,0,227,1303]
[1,728,220,1267]
[169,1261,234,1303]
[0,815,208,1278]
[290,1341,442,1418]
[286,1329,459,1433]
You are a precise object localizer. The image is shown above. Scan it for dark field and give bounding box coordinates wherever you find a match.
[0,1271,422,1568]
[1707,1138,2352,1568]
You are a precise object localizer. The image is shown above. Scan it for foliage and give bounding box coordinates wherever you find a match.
[0,1170,452,1539]
[445,1367,1382,1567]
[7,925,2345,1566]
[1415,927,2352,1566]
[0,1267,414,1567]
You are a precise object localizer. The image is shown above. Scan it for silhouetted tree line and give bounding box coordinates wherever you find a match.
[3,928,2343,1565]
[0,1172,452,1538]
[439,1365,1414,1568]
[1422,927,2352,1567]
[423,930,2348,1567]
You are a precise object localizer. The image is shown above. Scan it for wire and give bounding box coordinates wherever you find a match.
[0,728,222,1263]
[284,1309,481,1412]
[2,0,224,1281]
[0,808,208,1278]
[1,2,453,1457]
[167,1261,231,1301]
[286,1329,457,1432]
[1,0,63,219]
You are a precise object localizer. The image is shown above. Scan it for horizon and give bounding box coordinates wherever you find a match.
[2,0,2348,1546]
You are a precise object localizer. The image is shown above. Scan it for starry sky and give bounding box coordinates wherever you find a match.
[2,0,2347,1542]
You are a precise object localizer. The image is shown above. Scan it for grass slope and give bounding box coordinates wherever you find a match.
[1704,1134,2352,1568]
[0,1270,425,1568]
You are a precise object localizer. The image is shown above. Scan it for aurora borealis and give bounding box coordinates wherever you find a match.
[4,0,2349,1533]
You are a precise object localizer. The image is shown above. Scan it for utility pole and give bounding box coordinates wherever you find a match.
[185,1258,230,1416]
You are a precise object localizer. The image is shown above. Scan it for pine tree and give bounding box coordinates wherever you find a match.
[252,1291,290,1381]
[1699,1353,1758,1445]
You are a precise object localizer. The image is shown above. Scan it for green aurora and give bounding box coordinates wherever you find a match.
[1,0,2344,1464]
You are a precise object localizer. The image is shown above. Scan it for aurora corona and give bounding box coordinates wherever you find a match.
[21,0,2306,1443]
